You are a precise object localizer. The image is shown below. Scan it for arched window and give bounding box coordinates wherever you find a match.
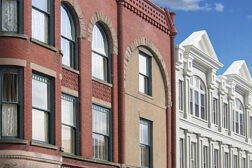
[92,24,110,82]
[189,76,206,120]
[61,4,78,69]
[234,99,244,135]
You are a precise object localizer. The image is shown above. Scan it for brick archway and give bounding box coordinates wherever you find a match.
[87,12,118,55]
[62,0,86,39]
[124,37,171,106]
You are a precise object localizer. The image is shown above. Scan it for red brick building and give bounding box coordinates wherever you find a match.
[0,0,176,167]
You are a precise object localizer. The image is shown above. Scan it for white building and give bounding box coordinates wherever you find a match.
[176,30,252,168]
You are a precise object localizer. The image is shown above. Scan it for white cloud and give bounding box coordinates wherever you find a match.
[215,3,224,12]
[151,0,211,11]
[247,15,252,19]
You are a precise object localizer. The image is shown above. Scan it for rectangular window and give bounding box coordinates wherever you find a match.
[223,103,228,129]
[32,0,53,44]
[240,113,244,135]
[194,91,199,117]
[179,80,184,111]
[235,111,239,133]
[140,119,152,168]
[139,52,151,96]
[224,152,228,168]
[190,88,193,114]
[212,98,218,124]
[213,149,218,168]
[180,139,184,168]
[92,104,111,161]
[190,142,196,168]
[0,68,21,138]
[250,117,252,139]
[32,73,53,143]
[61,94,78,154]
[242,158,246,168]
[202,146,208,168]
[233,155,237,168]
[1,0,19,32]
[201,94,205,119]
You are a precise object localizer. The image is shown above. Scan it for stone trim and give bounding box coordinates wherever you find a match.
[62,0,86,39]
[87,12,118,55]
[124,37,171,106]
[0,150,61,165]
[0,58,26,67]
[61,86,79,97]
[92,97,112,108]
[30,62,57,78]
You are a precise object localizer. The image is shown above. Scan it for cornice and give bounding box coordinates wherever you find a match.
[120,0,176,35]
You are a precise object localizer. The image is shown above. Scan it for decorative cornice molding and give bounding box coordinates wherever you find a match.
[122,0,176,35]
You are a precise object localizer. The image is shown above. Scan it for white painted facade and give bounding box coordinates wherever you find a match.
[176,31,252,168]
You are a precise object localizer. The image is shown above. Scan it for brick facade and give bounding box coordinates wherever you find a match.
[0,0,176,167]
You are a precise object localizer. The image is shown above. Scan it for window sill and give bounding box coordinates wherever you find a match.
[62,153,120,167]
[92,77,112,87]
[0,138,28,144]
[0,33,28,40]
[191,115,208,123]
[138,91,153,100]
[31,38,58,52]
[62,65,80,74]
[31,140,58,150]
[179,110,184,113]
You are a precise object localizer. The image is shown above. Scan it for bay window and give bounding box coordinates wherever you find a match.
[1,0,22,33]
[61,94,78,154]
[92,104,111,161]
[32,0,53,44]
[0,67,22,138]
[32,73,53,143]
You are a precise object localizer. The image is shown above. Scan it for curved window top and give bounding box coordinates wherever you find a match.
[61,4,78,69]
[235,99,244,112]
[61,6,74,40]
[92,24,107,56]
[190,76,206,91]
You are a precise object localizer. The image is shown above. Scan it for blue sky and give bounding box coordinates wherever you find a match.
[151,0,252,75]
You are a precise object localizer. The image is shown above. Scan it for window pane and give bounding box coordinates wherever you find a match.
[139,54,147,75]
[61,38,74,67]
[32,0,48,12]
[61,6,73,40]
[140,122,149,145]
[32,109,49,142]
[92,133,108,160]
[2,104,17,136]
[92,107,108,135]
[92,25,106,55]
[141,145,150,167]
[61,97,75,126]
[2,0,17,32]
[32,9,48,43]
[92,52,106,80]
[194,91,199,117]
[32,75,50,110]
[139,74,146,94]
[62,125,75,153]
[2,70,18,102]
[201,94,205,119]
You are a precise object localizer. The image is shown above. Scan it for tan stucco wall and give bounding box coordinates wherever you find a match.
[125,47,167,168]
